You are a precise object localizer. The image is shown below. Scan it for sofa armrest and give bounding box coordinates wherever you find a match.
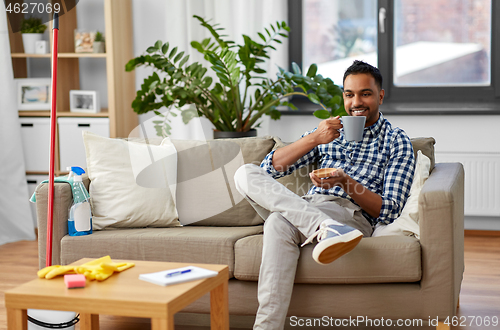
[418,162,465,317]
[35,181,74,269]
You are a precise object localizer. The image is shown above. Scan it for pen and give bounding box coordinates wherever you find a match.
[165,269,192,277]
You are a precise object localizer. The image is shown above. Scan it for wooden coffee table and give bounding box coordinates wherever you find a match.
[5,259,229,330]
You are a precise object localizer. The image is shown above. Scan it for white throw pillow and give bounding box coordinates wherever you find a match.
[83,131,180,229]
[372,150,431,239]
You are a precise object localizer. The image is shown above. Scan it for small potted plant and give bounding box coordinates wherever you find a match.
[20,16,47,54]
[93,31,105,53]
[126,16,347,138]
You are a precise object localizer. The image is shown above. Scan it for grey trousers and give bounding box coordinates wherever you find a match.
[234,164,372,330]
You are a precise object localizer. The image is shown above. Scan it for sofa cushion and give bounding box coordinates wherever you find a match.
[171,136,275,226]
[410,137,435,170]
[60,225,263,278]
[83,132,180,230]
[234,235,421,283]
[372,150,431,239]
[122,136,275,226]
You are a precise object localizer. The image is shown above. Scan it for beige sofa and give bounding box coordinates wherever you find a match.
[35,135,464,329]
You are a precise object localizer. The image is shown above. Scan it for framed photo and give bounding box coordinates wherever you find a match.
[74,30,96,53]
[70,90,100,113]
[16,78,51,110]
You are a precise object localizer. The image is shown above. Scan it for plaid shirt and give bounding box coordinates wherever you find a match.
[261,113,415,225]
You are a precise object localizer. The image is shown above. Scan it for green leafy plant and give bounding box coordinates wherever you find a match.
[20,16,47,34]
[126,15,347,135]
[94,31,104,42]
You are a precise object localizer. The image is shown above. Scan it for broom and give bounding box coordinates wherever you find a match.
[46,12,59,267]
[26,12,82,330]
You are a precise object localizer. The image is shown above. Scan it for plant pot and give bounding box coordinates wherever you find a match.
[213,129,257,139]
[93,41,105,53]
[22,33,44,54]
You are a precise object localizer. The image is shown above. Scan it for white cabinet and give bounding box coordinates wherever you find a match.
[19,117,50,172]
[58,117,110,170]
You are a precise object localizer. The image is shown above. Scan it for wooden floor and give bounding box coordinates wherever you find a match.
[1,235,499,330]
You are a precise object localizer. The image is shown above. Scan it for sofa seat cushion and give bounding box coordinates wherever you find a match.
[61,225,263,278]
[234,235,421,284]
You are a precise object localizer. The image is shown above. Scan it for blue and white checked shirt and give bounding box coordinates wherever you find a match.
[261,113,415,225]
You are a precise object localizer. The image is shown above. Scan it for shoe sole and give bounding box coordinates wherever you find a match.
[312,230,363,265]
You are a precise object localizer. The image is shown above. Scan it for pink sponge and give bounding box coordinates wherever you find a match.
[64,274,86,289]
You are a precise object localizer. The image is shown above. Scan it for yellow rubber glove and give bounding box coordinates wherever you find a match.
[92,261,135,281]
[115,262,135,272]
[38,256,134,281]
[74,258,135,281]
[38,265,60,278]
[95,268,115,281]
[37,265,76,279]
[81,256,112,266]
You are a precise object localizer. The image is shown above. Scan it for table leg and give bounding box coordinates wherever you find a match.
[210,280,229,330]
[7,308,27,330]
[79,313,99,330]
[151,317,174,330]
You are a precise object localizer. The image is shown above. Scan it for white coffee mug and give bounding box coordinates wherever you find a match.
[341,116,366,142]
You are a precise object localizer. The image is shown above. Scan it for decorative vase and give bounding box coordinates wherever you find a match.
[22,33,43,54]
[213,129,257,139]
[93,41,105,53]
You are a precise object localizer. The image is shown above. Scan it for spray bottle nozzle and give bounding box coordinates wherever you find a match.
[67,166,85,176]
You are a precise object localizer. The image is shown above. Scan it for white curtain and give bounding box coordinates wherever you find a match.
[139,0,288,140]
[0,7,37,245]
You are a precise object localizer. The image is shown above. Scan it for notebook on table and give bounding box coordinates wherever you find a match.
[139,266,218,286]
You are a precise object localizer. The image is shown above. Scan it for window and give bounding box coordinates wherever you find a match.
[393,0,491,87]
[302,0,378,86]
[289,0,500,105]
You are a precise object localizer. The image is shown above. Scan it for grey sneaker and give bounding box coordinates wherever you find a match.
[302,221,363,265]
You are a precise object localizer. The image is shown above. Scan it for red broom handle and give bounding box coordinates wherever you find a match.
[46,13,59,267]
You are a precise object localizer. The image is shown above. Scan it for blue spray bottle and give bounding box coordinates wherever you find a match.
[67,166,93,236]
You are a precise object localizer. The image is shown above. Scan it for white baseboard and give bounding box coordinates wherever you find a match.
[464,216,500,231]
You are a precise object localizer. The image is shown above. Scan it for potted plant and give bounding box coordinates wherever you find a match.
[20,16,47,54]
[126,15,347,138]
[93,31,105,53]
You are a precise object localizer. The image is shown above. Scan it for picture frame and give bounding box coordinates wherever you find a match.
[69,90,100,113]
[74,30,96,53]
[16,78,51,110]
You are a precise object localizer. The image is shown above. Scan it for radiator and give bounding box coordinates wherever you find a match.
[435,153,500,217]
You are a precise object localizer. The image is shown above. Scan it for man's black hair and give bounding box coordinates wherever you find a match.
[343,60,383,90]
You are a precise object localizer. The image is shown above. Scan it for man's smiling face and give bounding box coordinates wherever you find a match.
[343,73,385,127]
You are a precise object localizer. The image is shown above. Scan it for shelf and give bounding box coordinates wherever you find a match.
[19,109,109,117]
[12,0,137,175]
[57,110,109,117]
[11,53,107,58]
[18,111,50,117]
[26,171,49,176]
[26,171,68,177]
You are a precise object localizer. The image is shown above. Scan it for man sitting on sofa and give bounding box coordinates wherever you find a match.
[234,60,415,330]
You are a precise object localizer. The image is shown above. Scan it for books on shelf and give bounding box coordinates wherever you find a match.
[139,266,218,286]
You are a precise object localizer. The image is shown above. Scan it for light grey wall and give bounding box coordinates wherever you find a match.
[130,0,168,130]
